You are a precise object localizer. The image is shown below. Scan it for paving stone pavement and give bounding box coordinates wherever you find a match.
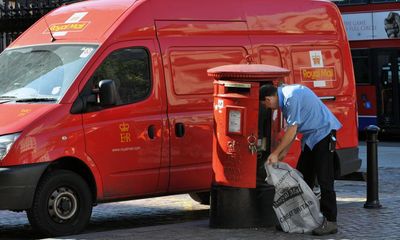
[43,188,399,240]
[42,142,400,240]
[1,142,398,240]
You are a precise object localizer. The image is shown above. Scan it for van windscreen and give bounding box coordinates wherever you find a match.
[0,44,98,103]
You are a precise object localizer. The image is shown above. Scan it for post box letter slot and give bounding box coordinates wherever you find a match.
[226,87,250,94]
[224,83,251,95]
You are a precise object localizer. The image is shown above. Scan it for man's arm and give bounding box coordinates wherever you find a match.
[278,138,295,161]
[267,124,297,164]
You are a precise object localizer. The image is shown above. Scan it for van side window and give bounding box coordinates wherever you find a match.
[90,47,151,106]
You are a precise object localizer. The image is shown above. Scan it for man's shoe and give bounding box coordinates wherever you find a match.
[312,219,338,236]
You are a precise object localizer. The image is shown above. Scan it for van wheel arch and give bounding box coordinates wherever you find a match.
[189,191,210,205]
[38,157,97,205]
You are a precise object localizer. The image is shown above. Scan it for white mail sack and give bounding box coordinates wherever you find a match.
[265,162,324,233]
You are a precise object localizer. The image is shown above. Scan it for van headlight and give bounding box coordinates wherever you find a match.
[0,133,20,161]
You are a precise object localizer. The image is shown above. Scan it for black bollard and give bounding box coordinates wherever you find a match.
[364,125,382,209]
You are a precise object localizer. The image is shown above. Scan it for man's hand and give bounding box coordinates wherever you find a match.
[385,12,400,38]
[266,152,279,165]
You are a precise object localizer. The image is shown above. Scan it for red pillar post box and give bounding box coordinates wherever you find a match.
[212,80,259,188]
[208,64,290,228]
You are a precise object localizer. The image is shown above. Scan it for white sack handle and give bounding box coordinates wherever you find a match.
[264,161,303,180]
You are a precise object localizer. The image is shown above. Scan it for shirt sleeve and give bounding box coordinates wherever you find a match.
[284,96,302,126]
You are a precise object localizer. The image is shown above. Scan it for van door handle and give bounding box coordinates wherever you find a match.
[319,96,336,101]
[175,123,185,137]
[148,125,155,139]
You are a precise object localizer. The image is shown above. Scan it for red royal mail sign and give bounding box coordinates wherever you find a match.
[300,67,336,82]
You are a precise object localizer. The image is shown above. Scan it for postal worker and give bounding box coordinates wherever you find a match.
[260,84,341,236]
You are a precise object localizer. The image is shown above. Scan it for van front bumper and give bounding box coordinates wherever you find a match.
[0,163,49,210]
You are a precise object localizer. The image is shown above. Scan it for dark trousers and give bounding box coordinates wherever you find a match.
[296,133,337,222]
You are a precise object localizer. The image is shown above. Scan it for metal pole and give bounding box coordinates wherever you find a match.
[364,125,382,209]
[2,33,6,50]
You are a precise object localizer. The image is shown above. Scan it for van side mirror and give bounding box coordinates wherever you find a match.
[99,79,118,106]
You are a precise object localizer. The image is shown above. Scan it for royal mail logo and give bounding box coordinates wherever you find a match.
[300,67,336,82]
[18,108,32,117]
[45,21,89,33]
[309,50,324,67]
[312,54,321,66]
[119,122,131,143]
[273,186,304,208]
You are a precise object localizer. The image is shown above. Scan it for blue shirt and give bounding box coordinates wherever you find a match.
[277,85,342,150]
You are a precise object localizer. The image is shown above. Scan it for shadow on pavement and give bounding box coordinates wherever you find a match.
[0,208,209,240]
[87,208,210,233]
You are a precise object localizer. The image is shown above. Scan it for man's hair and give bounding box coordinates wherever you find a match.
[259,84,277,100]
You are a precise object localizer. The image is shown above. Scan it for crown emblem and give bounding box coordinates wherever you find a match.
[119,122,130,132]
[312,54,321,65]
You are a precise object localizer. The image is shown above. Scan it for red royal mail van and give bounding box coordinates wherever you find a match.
[0,0,359,236]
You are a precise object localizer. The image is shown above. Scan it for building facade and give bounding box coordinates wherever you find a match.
[0,0,76,51]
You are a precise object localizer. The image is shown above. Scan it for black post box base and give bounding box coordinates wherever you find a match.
[210,184,277,228]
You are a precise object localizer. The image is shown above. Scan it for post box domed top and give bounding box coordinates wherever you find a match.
[207,64,290,80]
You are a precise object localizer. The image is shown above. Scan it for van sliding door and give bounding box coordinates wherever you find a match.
[155,20,252,192]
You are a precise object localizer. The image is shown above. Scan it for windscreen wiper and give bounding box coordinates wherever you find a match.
[0,96,17,99]
[0,96,16,103]
[15,97,58,103]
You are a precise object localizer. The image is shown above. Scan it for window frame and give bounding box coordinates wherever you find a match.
[352,48,373,85]
[370,0,400,3]
[332,0,369,6]
[332,0,400,6]
[84,46,153,111]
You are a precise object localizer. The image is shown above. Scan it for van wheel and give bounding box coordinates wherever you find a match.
[189,192,210,205]
[27,170,93,237]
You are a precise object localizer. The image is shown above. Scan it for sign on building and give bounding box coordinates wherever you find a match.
[342,11,400,40]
